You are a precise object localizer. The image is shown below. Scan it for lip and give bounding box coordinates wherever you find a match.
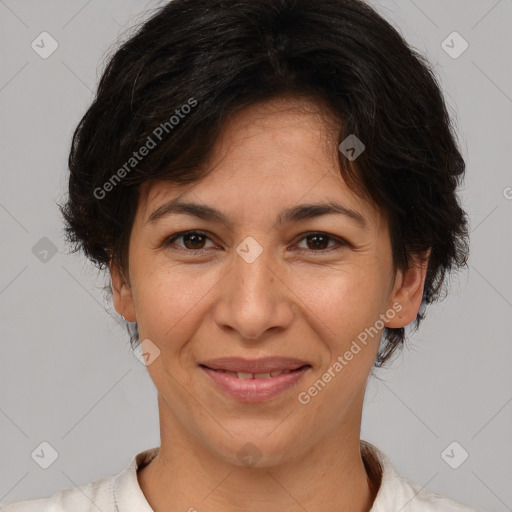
[199,356,310,373]
[199,357,312,403]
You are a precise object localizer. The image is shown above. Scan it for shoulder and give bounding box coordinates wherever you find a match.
[393,474,481,511]
[361,440,481,512]
[1,474,115,512]
[1,447,159,512]
[1,475,114,512]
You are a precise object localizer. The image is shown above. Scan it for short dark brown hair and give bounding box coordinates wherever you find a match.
[61,0,470,367]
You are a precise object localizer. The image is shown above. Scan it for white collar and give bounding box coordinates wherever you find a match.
[111,440,476,511]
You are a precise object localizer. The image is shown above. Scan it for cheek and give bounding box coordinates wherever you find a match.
[291,269,383,415]
[130,250,389,360]
[131,262,222,344]
[291,262,387,338]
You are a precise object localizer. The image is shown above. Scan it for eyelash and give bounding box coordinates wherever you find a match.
[162,230,348,255]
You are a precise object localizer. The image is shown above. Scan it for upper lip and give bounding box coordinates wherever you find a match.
[199,357,311,373]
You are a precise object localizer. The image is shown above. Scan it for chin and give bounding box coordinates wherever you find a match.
[198,421,306,469]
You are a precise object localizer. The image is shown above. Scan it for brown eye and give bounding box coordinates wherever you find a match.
[304,234,330,250]
[295,232,347,253]
[181,232,207,250]
[163,231,215,252]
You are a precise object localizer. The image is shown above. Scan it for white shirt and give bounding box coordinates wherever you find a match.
[1,440,480,511]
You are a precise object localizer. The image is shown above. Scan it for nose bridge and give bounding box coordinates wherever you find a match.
[232,237,279,309]
[212,237,293,340]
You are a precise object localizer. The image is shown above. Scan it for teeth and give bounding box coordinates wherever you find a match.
[236,372,253,380]
[255,372,271,379]
[232,369,293,379]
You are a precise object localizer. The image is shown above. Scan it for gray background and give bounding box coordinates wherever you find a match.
[0,0,511,510]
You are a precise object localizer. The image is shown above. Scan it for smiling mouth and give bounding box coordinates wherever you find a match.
[199,364,311,380]
[198,363,312,402]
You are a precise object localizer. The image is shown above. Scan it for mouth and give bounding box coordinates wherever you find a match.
[198,357,312,402]
[199,356,311,374]
[199,364,311,379]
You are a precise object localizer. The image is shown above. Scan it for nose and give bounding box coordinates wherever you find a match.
[211,245,295,341]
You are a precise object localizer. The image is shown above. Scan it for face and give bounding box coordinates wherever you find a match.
[112,96,428,467]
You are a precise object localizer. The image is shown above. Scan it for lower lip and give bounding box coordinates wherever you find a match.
[200,365,311,403]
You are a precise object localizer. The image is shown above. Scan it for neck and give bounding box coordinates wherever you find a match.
[138,395,378,512]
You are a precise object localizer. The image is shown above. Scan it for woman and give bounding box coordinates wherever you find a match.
[3,0,478,510]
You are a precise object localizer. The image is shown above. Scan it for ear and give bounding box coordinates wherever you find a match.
[385,249,430,328]
[110,262,136,322]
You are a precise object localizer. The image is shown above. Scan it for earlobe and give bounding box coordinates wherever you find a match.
[385,250,430,328]
[110,263,137,323]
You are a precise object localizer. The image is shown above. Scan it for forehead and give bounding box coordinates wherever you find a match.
[138,96,382,229]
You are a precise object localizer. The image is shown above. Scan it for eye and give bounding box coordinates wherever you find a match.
[294,232,348,253]
[162,230,348,255]
[162,230,217,253]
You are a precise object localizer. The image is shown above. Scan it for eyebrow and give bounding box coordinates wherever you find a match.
[146,199,368,230]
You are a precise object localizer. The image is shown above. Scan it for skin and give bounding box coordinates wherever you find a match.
[111,95,429,512]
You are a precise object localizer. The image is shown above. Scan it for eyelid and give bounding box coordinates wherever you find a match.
[162,230,349,254]
[292,231,349,252]
[163,230,217,251]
